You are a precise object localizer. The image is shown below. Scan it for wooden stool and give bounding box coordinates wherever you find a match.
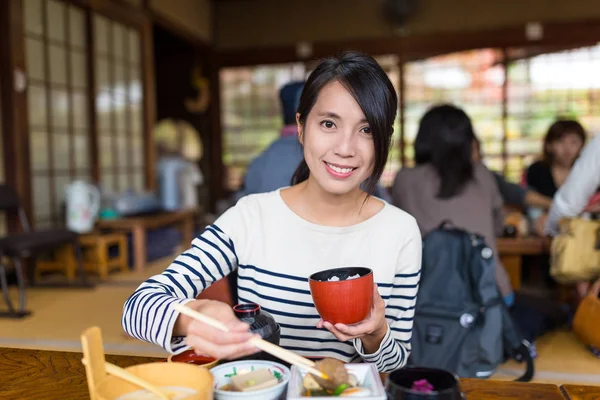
[37,233,128,280]
[36,244,78,281]
[79,233,128,280]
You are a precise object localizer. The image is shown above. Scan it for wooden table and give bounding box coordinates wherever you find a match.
[460,378,565,399]
[561,384,600,399]
[96,208,199,272]
[497,236,551,290]
[2,347,599,400]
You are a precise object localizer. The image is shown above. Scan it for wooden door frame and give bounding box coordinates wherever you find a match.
[0,0,33,233]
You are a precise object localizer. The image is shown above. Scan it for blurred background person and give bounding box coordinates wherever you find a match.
[525,120,586,235]
[392,104,514,303]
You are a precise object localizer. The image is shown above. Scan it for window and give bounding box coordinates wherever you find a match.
[24,0,91,229]
[506,45,600,181]
[23,0,147,228]
[220,45,600,190]
[403,49,505,172]
[94,14,145,195]
[220,63,307,191]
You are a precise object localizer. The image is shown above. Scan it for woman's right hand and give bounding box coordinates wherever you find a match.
[174,299,260,360]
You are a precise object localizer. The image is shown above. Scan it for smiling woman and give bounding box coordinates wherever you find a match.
[291,53,397,198]
[122,52,422,373]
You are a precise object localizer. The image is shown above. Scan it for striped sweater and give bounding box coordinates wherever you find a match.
[122,190,422,372]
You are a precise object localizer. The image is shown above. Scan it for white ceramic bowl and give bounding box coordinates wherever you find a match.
[287,362,386,399]
[210,360,290,400]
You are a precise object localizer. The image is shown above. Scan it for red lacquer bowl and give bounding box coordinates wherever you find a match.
[309,267,373,325]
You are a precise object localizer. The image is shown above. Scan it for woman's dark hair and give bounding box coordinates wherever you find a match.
[414,104,476,199]
[290,51,398,196]
[542,119,586,165]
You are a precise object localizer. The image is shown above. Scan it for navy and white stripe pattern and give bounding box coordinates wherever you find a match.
[122,224,238,354]
[122,191,422,372]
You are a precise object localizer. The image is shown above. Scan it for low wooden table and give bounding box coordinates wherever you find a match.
[1,347,599,399]
[96,208,199,272]
[497,236,551,290]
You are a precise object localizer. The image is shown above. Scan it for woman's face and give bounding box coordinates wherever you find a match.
[547,132,584,167]
[297,81,376,196]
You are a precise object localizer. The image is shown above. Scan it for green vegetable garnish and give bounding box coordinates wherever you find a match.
[246,379,256,386]
[224,367,238,378]
[333,384,349,396]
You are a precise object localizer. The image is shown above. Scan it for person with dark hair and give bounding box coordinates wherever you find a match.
[123,52,421,372]
[525,119,586,235]
[392,104,514,302]
[526,119,586,198]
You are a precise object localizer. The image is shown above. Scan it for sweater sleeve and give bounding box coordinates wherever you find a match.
[352,217,422,372]
[121,199,249,354]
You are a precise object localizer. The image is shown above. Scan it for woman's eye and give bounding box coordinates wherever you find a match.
[361,126,372,135]
[321,120,335,129]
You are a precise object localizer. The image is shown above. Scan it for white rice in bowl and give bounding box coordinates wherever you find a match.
[327,273,361,282]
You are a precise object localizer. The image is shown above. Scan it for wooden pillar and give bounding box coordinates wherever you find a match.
[0,0,33,233]
[142,18,157,192]
[208,50,224,210]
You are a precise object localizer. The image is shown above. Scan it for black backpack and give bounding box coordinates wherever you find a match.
[408,222,534,381]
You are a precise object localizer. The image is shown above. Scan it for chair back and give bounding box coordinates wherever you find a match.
[0,184,21,212]
[0,184,31,232]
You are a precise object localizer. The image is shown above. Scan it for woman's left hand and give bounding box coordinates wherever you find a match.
[317,284,387,342]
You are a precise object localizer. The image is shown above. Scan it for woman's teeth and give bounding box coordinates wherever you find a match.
[326,163,354,173]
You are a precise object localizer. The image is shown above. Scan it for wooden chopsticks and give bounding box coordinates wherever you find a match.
[172,303,328,380]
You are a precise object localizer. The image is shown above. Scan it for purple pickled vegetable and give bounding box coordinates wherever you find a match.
[411,379,434,393]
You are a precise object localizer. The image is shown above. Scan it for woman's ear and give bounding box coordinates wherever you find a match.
[296,113,304,145]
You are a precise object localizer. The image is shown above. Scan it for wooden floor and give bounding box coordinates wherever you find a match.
[0,255,599,385]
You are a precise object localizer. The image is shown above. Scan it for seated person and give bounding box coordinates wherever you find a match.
[392,104,514,304]
[526,119,586,198]
[122,52,421,371]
